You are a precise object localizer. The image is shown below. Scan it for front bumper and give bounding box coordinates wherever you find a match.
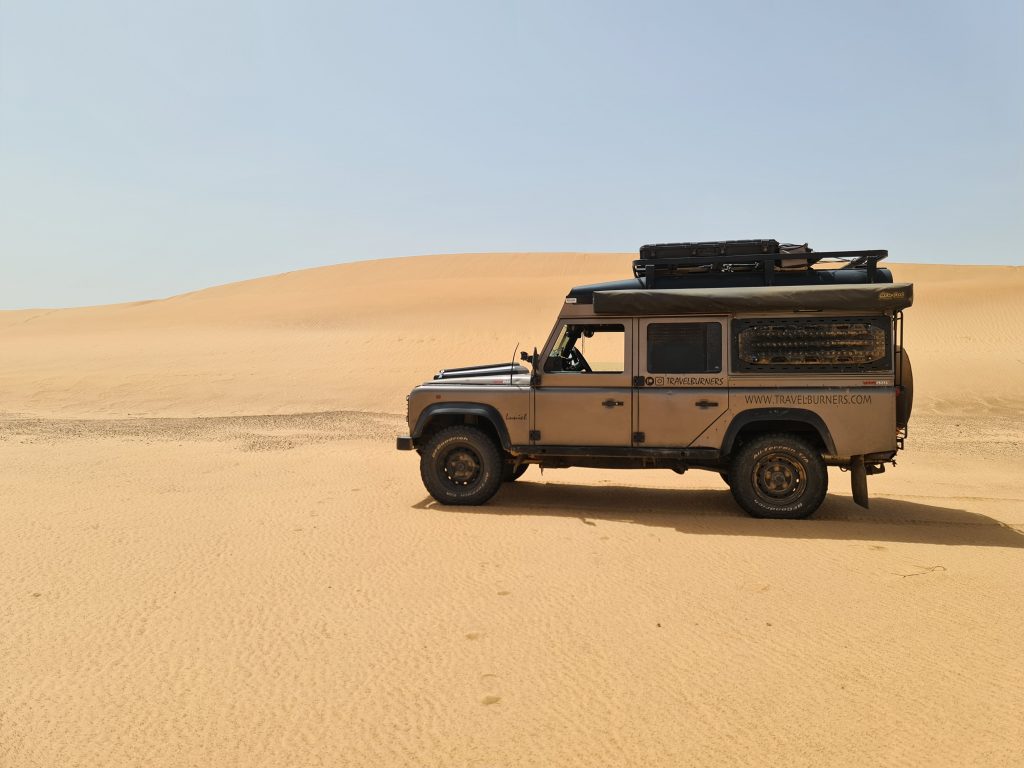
[396,436,414,451]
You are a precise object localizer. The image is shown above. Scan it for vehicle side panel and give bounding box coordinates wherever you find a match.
[408,385,531,446]
[691,386,898,457]
[532,387,633,446]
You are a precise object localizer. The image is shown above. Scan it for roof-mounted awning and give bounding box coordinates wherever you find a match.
[592,283,914,315]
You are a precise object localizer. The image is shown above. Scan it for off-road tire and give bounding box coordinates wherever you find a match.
[729,433,828,519]
[420,426,503,506]
[502,462,529,482]
[719,471,731,486]
[895,346,914,429]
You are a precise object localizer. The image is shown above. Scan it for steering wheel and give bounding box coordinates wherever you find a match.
[562,347,593,373]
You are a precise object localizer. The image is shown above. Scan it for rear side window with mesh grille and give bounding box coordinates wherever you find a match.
[732,316,891,373]
[647,323,722,373]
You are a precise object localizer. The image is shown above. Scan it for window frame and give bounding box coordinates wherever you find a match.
[539,320,631,383]
[645,321,724,375]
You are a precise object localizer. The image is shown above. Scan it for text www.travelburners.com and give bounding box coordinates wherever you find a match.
[743,393,873,406]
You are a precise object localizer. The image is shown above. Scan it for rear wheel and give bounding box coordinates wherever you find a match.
[729,434,828,519]
[420,426,504,505]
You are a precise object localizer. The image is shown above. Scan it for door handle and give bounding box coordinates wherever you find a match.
[695,399,719,409]
[602,399,625,408]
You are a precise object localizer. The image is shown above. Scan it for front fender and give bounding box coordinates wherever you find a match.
[412,403,512,450]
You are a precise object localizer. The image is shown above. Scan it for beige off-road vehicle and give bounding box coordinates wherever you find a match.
[397,240,914,519]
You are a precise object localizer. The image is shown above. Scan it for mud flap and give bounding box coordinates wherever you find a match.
[850,455,869,509]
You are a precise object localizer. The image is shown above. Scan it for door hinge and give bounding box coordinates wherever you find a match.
[529,430,541,441]
[633,431,646,444]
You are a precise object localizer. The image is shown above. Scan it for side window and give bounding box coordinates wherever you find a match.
[647,322,722,374]
[544,324,625,373]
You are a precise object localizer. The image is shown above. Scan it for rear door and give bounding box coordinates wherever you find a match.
[636,317,729,447]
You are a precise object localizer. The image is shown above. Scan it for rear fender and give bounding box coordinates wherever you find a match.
[721,408,837,456]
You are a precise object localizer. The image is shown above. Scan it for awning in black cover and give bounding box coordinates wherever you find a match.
[592,283,913,315]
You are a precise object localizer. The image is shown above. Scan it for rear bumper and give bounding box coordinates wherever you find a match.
[396,436,414,451]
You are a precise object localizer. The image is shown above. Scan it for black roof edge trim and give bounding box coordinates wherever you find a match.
[567,268,894,304]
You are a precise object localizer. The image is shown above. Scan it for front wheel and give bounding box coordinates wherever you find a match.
[420,426,504,505]
[729,434,828,519]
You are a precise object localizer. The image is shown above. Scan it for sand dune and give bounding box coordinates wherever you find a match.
[2,254,1023,767]
[2,254,1022,417]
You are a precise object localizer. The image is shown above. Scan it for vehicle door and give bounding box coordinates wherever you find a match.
[532,320,633,446]
[636,317,729,447]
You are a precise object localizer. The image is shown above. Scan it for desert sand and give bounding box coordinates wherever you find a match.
[1,253,1022,767]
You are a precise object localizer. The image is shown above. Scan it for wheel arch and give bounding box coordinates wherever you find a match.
[721,408,837,457]
[412,403,511,451]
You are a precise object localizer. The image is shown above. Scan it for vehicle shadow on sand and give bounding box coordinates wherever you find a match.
[414,481,1024,548]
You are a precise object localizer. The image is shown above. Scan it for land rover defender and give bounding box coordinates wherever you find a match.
[397,240,914,519]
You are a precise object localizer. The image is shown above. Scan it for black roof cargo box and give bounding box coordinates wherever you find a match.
[565,239,894,304]
[633,239,888,287]
[639,239,782,260]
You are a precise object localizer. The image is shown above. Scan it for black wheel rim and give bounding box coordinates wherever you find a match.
[751,452,807,506]
[440,446,482,487]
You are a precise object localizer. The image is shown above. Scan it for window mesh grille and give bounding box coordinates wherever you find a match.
[733,317,890,372]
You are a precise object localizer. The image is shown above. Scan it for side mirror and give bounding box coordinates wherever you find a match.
[520,350,532,363]
[529,347,540,386]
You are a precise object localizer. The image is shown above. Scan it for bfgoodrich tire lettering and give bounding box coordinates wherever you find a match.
[729,433,828,519]
[420,426,504,506]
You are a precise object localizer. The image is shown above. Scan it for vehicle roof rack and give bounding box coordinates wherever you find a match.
[634,240,888,287]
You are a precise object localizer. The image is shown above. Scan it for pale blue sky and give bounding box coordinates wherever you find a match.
[1,0,1021,308]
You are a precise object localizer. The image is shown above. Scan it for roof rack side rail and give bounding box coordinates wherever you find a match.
[839,251,889,281]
